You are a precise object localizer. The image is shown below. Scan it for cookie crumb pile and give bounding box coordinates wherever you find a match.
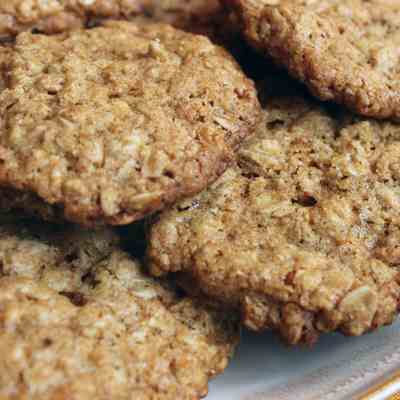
[1,0,400,398]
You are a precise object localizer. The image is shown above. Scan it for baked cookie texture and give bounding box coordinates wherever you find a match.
[228,0,400,119]
[0,219,238,399]
[0,0,85,37]
[148,80,400,345]
[0,22,260,226]
[0,0,231,41]
[124,0,234,42]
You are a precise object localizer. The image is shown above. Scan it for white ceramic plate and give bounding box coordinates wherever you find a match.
[208,320,400,400]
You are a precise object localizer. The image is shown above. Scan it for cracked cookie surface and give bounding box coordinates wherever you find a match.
[228,0,400,119]
[148,79,400,345]
[0,22,260,226]
[0,219,238,399]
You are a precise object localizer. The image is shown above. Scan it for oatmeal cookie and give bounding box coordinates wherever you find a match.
[149,80,400,345]
[0,219,238,399]
[0,0,233,42]
[228,0,400,119]
[0,22,260,226]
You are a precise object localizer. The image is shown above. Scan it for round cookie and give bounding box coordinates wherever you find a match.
[228,0,400,119]
[0,1,231,41]
[148,80,400,345]
[0,219,238,399]
[0,22,260,226]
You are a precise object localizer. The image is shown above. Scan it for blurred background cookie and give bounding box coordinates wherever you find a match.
[0,1,232,42]
[228,0,400,119]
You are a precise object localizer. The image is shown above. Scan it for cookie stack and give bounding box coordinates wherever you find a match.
[1,1,400,399]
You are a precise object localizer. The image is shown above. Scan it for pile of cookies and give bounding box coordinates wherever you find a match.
[1,0,400,398]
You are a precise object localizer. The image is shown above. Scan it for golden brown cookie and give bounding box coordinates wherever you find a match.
[0,219,238,399]
[228,0,400,119]
[0,22,260,226]
[148,78,400,345]
[0,0,84,37]
[0,0,231,42]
